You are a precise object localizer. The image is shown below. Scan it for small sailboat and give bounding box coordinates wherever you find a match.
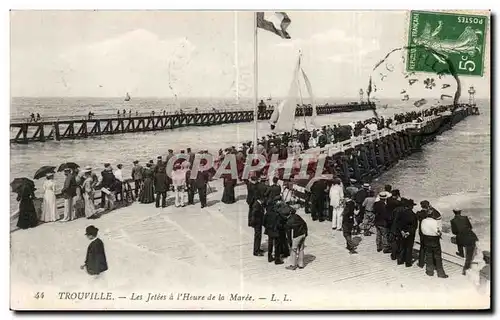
[124,92,131,102]
[266,94,272,101]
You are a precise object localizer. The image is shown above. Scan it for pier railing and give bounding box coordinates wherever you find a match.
[10,103,376,144]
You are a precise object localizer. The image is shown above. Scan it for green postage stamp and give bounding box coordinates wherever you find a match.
[407,10,488,77]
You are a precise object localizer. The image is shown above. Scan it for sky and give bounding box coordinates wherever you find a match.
[10,10,490,99]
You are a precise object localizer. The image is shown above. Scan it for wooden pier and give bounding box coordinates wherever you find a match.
[10,103,375,144]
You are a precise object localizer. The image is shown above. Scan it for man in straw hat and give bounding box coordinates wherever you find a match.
[80,225,108,276]
[373,191,392,253]
[131,160,143,199]
[60,168,77,222]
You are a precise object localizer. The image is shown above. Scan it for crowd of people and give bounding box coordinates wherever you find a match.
[300,177,487,279]
[13,104,459,231]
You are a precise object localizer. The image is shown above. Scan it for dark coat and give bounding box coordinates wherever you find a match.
[310,180,327,199]
[100,170,116,190]
[342,200,356,230]
[393,207,418,234]
[318,135,328,148]
[285,213,308,238]
[61,174,77,199]
[85,238,108,275]
[373,200,391,227]
[385,197,402,225]
[354,188,368,207]
[246,182,257,206]
[264,184,282,203]
[249,200,265,228]
[153,165,169,192]
[451,215,478,246]
[263,202,288,238]
[194,170,210,189]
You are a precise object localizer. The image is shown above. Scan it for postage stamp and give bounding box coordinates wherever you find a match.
[406,10,489,76]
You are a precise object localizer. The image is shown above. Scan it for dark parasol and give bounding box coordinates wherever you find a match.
[57,162,79,172]
[10,177,35,193]
[34,166,57,179]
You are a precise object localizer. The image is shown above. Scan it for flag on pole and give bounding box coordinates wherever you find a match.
[269,56,301,132]
[301,67,318,127]
[256,12,292,39]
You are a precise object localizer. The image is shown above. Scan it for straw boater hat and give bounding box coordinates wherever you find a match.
[45,172,54,177]
[362,183,370,189]
[379,191,390,199]
[82,165,92,173]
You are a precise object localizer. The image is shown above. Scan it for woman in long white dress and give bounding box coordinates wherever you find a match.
[41,173,57,222]
[82,170,97,218]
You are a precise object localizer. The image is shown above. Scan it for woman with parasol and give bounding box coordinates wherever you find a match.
[40,173,57,222]
[11,178,38,229]
[33,165,57,223]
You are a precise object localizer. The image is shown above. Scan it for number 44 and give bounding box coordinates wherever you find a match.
[459,55,476,72]
[34,292,45,299]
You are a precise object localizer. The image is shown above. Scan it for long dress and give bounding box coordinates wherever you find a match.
[41,179,57,222]
[16,185,38,229]
[221,175,236,204]
[82,177,96,218]
[139,168,155,204]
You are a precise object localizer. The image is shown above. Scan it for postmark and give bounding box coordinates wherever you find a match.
[407,10,488,77]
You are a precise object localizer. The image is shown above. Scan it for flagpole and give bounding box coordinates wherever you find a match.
[253,11,259,152]
[234,11,239,105]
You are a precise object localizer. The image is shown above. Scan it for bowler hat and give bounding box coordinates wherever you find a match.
[133,160,139,164]
[483,251,491,259]
[85,225,99,236]
[104,163,111,167]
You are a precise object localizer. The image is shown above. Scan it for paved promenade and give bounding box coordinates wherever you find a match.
[11,179,489,310]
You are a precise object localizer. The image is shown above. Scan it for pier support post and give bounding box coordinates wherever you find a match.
[360,146,371,173]
[369,143,378,171]
[351,153,362,183]
[54,122,60,141]
[340,154,350,184]
[376,140,385,168]
[39,125,45,142]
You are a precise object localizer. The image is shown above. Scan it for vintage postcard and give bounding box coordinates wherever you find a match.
[10,10,491,310]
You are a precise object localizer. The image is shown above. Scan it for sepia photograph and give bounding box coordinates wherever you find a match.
[8,8,491,310]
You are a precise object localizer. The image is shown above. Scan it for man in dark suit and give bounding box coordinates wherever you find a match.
[309,179,327,222]
[263,196,285,265]
[264,177,281,205]
[342,198,358,254]
[81,225,108,276]
[392,198,418,267]
[153,160,168,208]
[284,208,308,270]
[450,208,479,275]
[249,192,265,257]
[195,164,210,208]
[246,176,258,226]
